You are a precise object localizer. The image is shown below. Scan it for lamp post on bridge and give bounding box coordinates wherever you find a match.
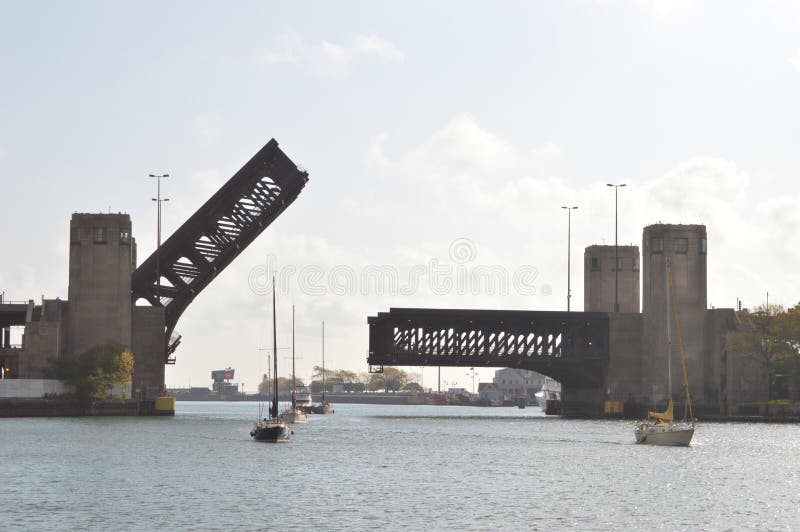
[561,205,578,311]
[149,173,170,303]
[607,183,626,313]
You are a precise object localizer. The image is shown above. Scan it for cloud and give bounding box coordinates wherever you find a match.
[191,170,224,193]
[190,112,223,144]
[255,30,406,75]
[256,31,304,64]
[362,117,800,313]
[351,35,407,63]
[791,48,800,72]
[632,0,693,18]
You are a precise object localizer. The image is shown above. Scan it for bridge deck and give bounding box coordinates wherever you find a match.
[368,307,609,385]
[0,303,29,328]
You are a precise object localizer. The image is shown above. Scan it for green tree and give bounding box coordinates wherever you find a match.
[402,381,424,393]
[258,375,304,395]
[52,342,135,406]
[728,304,799,408]
[367,366,411,392]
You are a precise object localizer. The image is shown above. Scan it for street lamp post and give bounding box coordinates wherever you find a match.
[561,206,578,311]
[149,173,170,302]
[606,183,626,313]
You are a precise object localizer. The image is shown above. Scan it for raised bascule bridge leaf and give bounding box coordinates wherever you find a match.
[131,139,309,362]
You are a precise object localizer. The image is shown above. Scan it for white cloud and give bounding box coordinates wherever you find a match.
[352,35,406,63]
[191,112,223,144]
[791,48,800,72]
[255,30,406,75]
[191,170,224,194]
[632,0,693,18]
[256,31,304,64]
[362,117,800,314]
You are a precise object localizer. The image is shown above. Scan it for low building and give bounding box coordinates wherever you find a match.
[493,368,545,403]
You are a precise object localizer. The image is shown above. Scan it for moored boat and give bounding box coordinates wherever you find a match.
[294,385,314,413]
[310,320,334,415]
[536,376,561,412]
[279,306,308,424]
[311,401,334,414]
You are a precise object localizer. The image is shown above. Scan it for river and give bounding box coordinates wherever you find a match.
[3,402,799,530]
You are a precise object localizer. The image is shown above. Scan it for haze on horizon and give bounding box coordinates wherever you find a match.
[1,1,799,391]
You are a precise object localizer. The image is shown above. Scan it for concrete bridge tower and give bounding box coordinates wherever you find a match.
[583,245,640,313]
[67,213,135,358]
[641,224,707,409]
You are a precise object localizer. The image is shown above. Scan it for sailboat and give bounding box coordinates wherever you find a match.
[280,305,307,424]
[634,258,696,446]
[251,276,292,442]
[311,320,334,415]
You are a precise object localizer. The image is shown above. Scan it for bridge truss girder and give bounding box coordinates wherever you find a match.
[131,139,309,361]
[368,308,609,386]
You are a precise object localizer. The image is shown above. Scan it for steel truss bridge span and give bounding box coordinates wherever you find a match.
[131,139,309,361]
[368,308,609,386]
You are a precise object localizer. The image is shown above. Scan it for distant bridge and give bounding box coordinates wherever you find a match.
[368,308,610,387]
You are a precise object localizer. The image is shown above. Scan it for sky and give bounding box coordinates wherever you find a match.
[2,1,800,391]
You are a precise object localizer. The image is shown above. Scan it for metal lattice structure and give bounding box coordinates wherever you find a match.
[368,308,609,385]
[131,139,308,361]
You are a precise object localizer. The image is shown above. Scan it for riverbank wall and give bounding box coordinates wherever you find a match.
[0,398,174,417]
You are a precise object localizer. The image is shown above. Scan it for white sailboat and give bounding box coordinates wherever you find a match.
[280,304,307,424]
[634,258,695,446]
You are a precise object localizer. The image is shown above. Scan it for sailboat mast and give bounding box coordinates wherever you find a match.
[321,320,325,403]
[292,304,296,390]
[271,275,278,419]
[666,258,672,398]
[668,264,694,419]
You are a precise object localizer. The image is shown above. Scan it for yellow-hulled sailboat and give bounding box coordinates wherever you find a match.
[635,258,696,446]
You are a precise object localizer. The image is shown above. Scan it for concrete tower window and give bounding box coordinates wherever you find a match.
[632,256,640,272]
[675,238,688,254]
[651,238,663,254]
[700,238,707,254]
[591,257,601,271]
[93,227,107,244]
[611,257,623,271]
[120,230,131,245]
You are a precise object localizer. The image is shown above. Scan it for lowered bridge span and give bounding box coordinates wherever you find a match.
[368,307,628,416]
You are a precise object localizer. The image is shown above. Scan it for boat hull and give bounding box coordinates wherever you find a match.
[634,423,694,446]
[251,421,292,442]
[311,402,334,414]
[279,409,308,424]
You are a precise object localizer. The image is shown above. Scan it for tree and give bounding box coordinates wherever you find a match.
[367,366,412,392]
[402,381,424,394]
[258,375,304,395]
[51,342,134,406]
[727,304,800,408]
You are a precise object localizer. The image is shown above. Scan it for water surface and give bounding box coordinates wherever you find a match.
[3,402,798,530]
